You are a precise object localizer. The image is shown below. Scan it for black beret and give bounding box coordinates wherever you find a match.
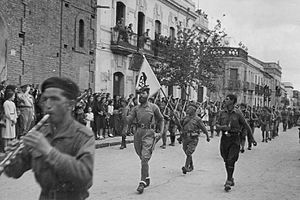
[41,77,79,100]
[137,86,150,94]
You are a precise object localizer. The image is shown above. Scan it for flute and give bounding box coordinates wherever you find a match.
[0,114,50,175]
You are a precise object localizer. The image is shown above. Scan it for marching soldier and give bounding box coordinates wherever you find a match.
[259,107,272,142]
[216,94,252,192]
[180,102,210,174]
[281,107,288,132]
[208,102,218,138]
[125,86,164,194]
[159,100,171,149]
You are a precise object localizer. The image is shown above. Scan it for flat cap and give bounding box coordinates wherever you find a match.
[41,77,79,100]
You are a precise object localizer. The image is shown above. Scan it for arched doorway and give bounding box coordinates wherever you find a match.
[113,72,124,97]
[0,15,8,82]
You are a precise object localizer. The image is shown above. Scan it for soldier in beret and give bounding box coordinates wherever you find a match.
[180,102,210,174]
[4,77,95,200]
[125,86,164,194]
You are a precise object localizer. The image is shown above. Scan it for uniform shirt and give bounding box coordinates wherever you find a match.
[281,110,289,120]
[259,112,272,125]
[181,114,207,134]
[216,108,250,133]
[127,102,163,128]
[5,120,95,199]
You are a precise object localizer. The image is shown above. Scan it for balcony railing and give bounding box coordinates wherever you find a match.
[111,27,138,55]
[210,47,248,60]
[227,79,241,90]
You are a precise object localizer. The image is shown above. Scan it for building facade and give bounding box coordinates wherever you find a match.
[0,0,97,89]
[210,47,282,107]
[96,0,208,98]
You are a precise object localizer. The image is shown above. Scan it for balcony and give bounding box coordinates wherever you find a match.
[226,79,241,90]
[110,27,138,56]
[210,47,248,60]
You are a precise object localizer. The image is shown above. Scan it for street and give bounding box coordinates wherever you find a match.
[0,126,300,200]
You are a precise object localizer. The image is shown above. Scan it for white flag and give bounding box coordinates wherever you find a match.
[136,56,161,97]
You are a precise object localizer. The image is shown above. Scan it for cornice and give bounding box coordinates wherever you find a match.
[157,0,197,19]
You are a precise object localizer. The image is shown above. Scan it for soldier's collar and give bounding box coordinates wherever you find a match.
[140,101,150,108]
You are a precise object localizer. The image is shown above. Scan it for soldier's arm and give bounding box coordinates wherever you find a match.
[125,106,137,124]
[238,112,252,137]
[4,147,32,178]
[198,118,210,141]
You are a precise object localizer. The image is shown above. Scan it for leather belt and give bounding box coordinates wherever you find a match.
[137,123,155,129]
[183,132,199,137]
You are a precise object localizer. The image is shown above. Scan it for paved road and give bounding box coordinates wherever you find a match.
[0,126,300,200]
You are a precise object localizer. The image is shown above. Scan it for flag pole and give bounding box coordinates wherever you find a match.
[160,88,182,129]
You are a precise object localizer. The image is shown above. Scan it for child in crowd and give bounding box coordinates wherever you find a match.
[107,100,114,137]
[85,106,94,131]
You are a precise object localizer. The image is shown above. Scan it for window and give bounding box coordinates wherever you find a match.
[155,20,161,36]
[229,68,238,80]
[169,27,175,40]
[79,19,84,48]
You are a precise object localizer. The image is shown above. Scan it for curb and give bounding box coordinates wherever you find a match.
[95,140,134,149]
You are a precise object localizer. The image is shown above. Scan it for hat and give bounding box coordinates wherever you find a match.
[137,86,150,94]
[5,84,17,91]
[41,77,79,100]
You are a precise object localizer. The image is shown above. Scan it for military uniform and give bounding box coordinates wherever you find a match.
[281,109,288,131]
[126,101,163,190]
[180,113,208,173]
[216,108,251,191]
[17,90,35,137]
[5,120,95,200]
[159,103,171,148]
[259,109,272,142]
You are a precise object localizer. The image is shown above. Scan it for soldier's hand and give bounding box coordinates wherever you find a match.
[206,137,210,142]
[23,130,52,156]
[4,139,20,153]
[154,132,162,143]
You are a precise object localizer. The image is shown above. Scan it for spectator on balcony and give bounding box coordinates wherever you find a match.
[126,23,134,39]
[139,29,150,48]
[115,17,128,42]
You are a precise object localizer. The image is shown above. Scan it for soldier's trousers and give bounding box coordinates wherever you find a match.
[182,136,199,169]
[134,128,155,182]
[18,107,34,136]
[161,120,170,145]
[282,119,288,131]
